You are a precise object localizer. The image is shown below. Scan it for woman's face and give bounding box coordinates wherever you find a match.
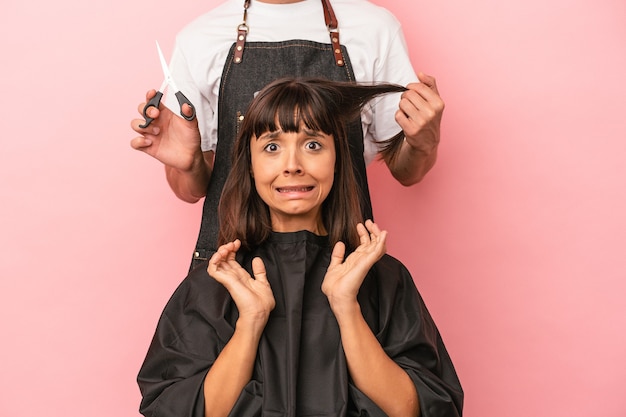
[250,124,336,234]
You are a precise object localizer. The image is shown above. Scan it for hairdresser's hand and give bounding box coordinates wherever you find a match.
[396,72,444,156]
[208,239,275,328]
[387,72,444,185]
[130,89,202,172]
[322,220,387,315]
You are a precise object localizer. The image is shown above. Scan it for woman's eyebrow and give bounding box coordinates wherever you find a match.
[256,128,326,141]
[257,130,282,141]
[301,128,326,137]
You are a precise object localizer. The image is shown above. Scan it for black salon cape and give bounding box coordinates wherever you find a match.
[138,231,463,417]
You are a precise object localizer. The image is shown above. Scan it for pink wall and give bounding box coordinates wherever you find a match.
[1,1,624,416]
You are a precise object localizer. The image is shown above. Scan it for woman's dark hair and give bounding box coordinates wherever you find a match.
[218,77,406,251]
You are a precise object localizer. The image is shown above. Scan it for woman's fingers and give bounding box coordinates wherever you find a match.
[251,257,268,284]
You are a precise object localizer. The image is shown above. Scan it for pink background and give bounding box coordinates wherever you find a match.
[1,0,625,416]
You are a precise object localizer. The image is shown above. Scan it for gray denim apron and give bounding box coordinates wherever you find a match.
[190,1,373,270]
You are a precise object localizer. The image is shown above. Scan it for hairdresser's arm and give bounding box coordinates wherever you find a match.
[165,150,213,203]
[130,89,213,203]
[203,241,275,417]
[384,73,444,186]
[322,221,420,417]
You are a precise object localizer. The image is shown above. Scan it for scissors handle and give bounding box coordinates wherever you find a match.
[139,91,164,128]
[175,91,197,121]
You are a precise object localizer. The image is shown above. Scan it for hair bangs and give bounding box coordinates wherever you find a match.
[251,81,333,138]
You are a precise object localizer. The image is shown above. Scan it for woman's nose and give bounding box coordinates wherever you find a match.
[283,149,303,174]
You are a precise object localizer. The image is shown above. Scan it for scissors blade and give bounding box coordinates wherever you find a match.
[156,41,180,92]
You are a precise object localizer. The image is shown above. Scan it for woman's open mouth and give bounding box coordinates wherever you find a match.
[276,186,314,193]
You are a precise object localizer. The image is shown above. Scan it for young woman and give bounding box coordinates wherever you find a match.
[137,78,463,417]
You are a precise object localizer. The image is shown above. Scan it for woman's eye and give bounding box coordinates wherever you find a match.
[264,143,279,152]
[306,141,322,150]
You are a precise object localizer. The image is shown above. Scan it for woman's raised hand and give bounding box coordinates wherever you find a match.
[208,240,276,328]
[322,220,387,314]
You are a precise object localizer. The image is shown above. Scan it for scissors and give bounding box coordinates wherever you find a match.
[139,41,196,128]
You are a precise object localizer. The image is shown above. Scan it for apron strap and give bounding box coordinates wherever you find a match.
[321,0,345,66]
[234,0,250,64]
[234,0,345,66]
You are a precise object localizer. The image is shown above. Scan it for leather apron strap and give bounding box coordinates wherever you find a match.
[190,3,372,271]
[234,0,345,66]
[320,0,346,66]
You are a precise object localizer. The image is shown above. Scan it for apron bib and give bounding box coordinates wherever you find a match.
[191,27,373,271]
